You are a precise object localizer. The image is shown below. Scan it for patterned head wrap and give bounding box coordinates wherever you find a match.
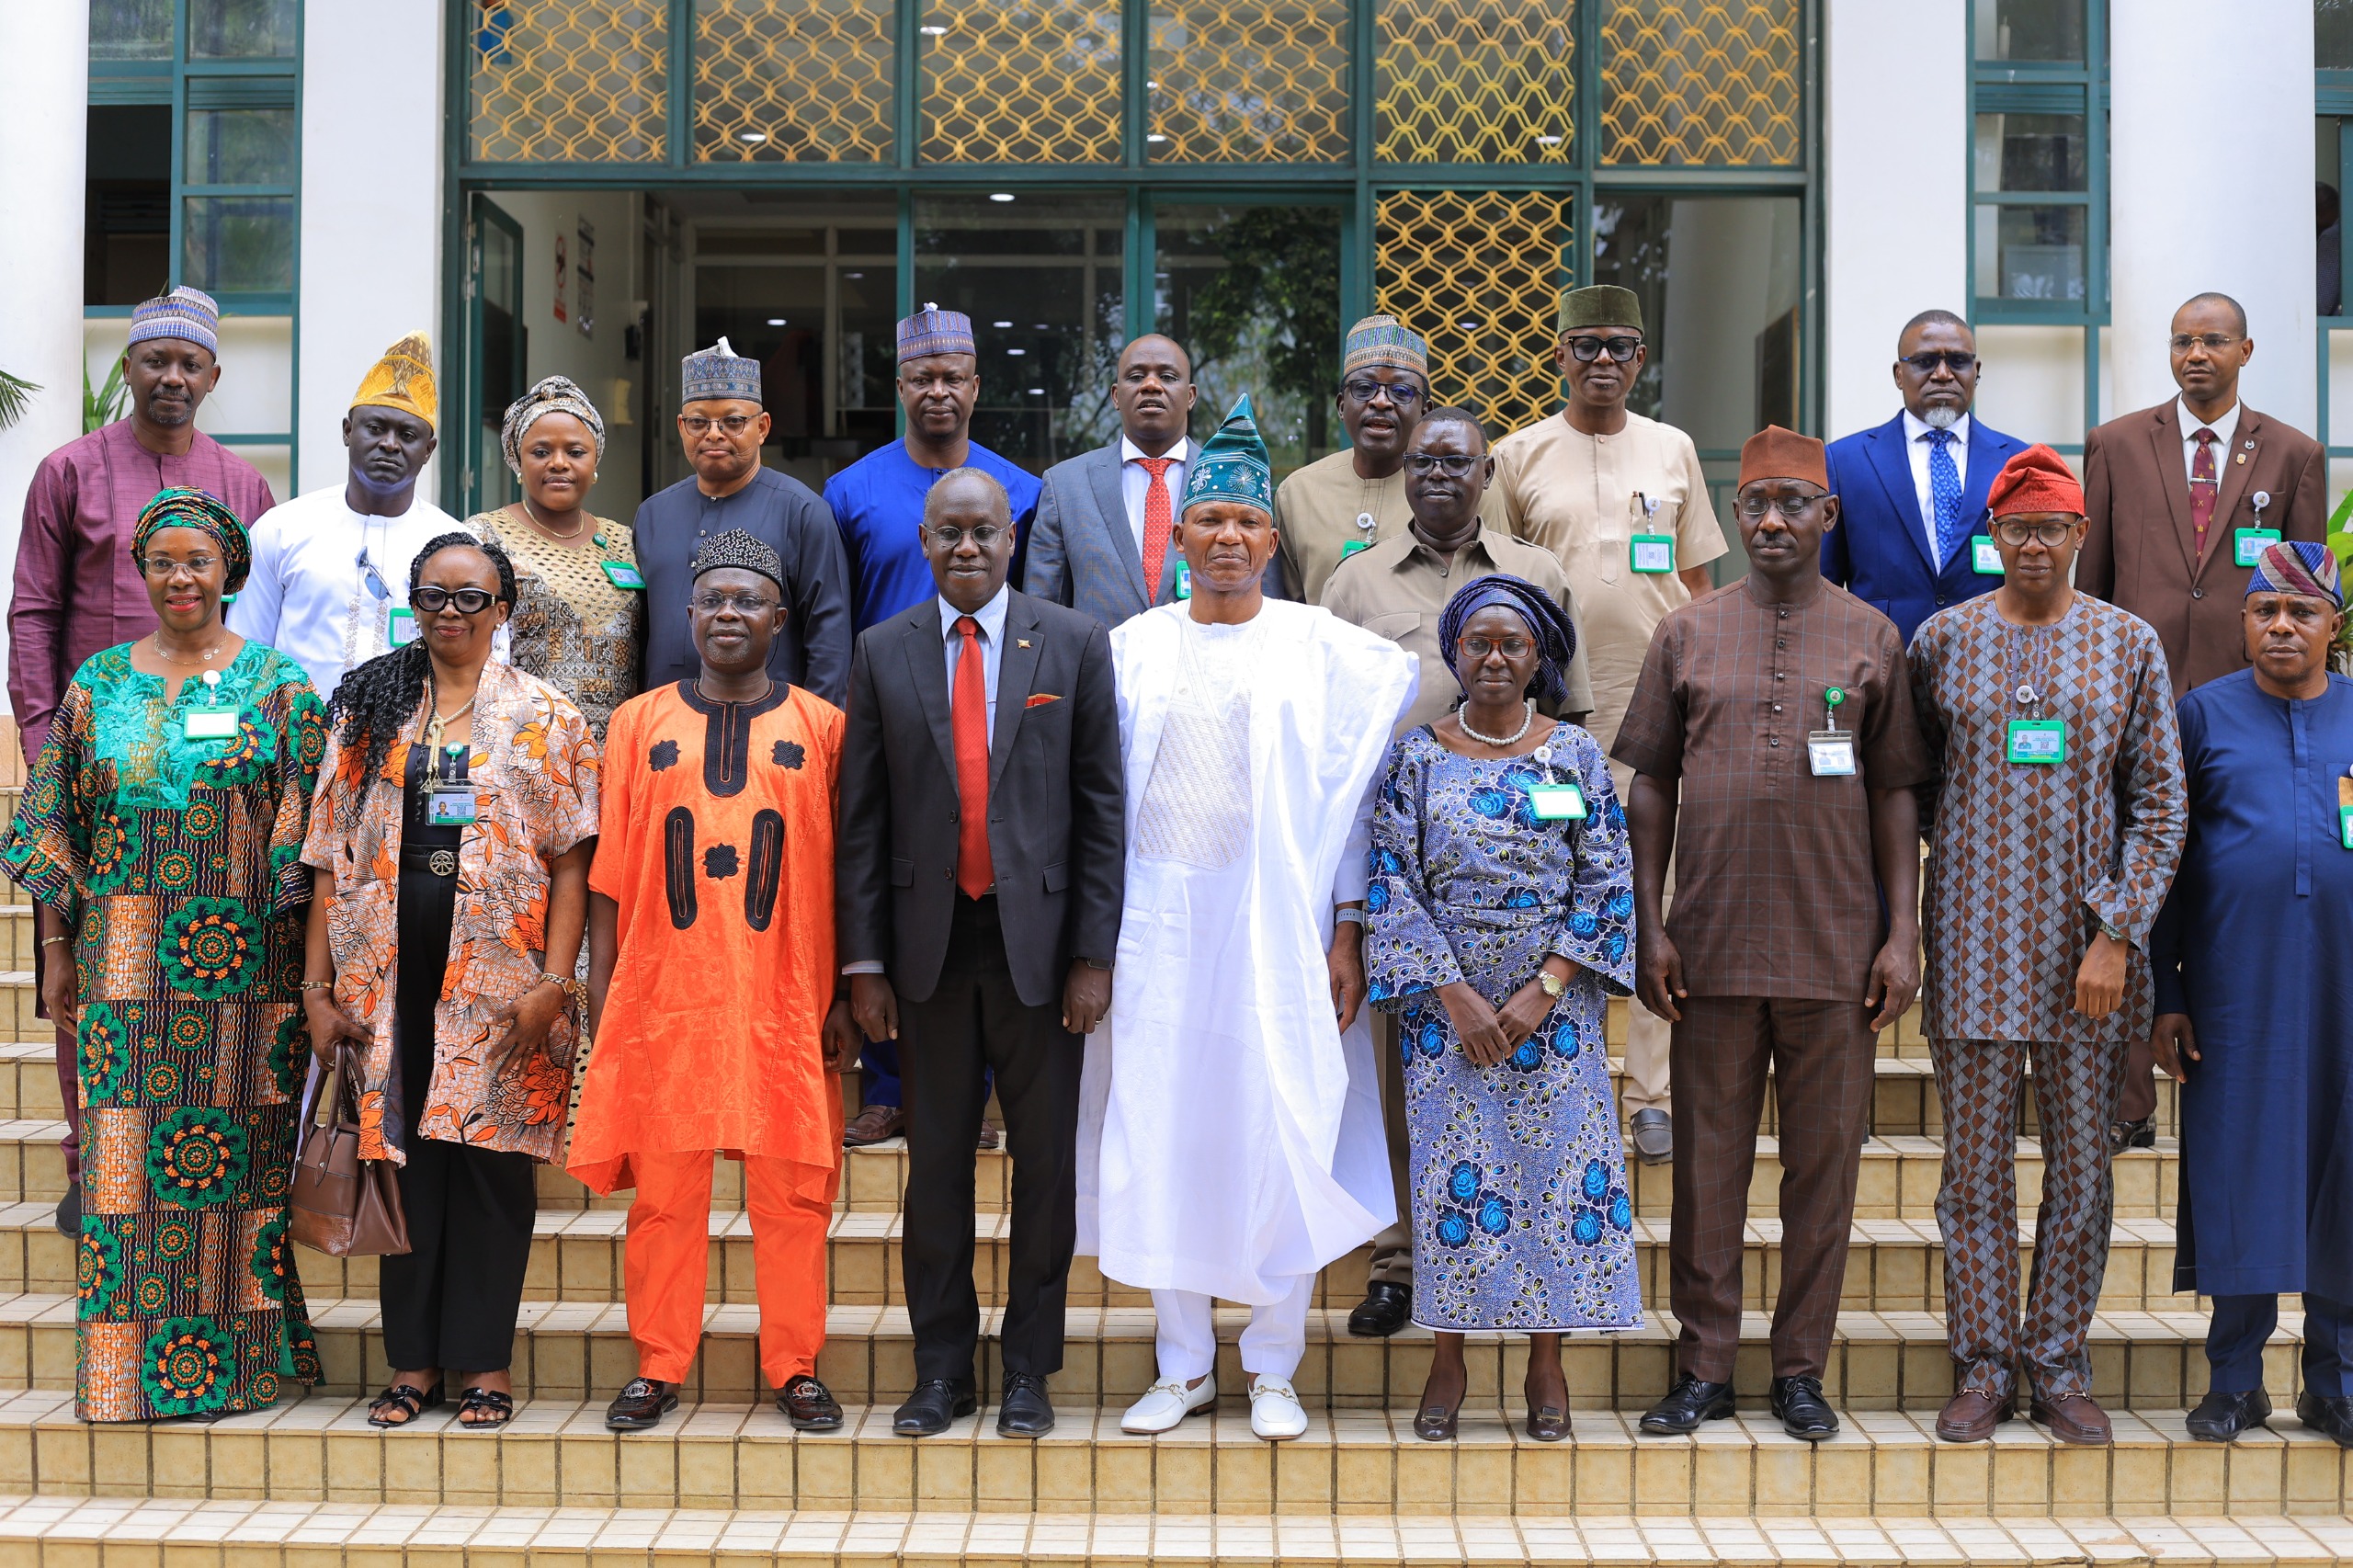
[1438,574,1577,707]
[689,528,786,592]
[1558,284,1643,335]
[1343,313,1429,380]
[897,302,977,364]
[500,375,607,476]
[2247,539,2344,608]
[127,286,220,355]
[1986,443,2085,517]
[348,332,438,428]
[1180,394,1273,517]
[131,487,251,595]
[682,337,762,405]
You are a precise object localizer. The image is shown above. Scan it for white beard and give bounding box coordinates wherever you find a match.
[1920,405,1961,431]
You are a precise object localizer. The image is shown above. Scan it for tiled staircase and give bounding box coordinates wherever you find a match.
[0,753,2343,1562]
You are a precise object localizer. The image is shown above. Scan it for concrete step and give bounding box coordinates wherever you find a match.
[0,1389,2347,1517]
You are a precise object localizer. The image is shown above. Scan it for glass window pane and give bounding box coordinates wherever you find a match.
[1973,112,2086,193]
[190,0,297,57]
[695,264,832,449]
[914,195,1124,469]
[1154,204,1342,479]
[1973,0,2084,62]
[1974,202,2087,301]
[1146,0,1350,164]
[694,0,893,164]
[1376,0,1574,165]
[1373,188,1573,436]
[2325,0,2353,69]
[186,108,296,187]
[471,0,668,162]
[919,0,1122,163]
[183,195,295,293]
[1601,0,1801,166]
[90,0,174,61]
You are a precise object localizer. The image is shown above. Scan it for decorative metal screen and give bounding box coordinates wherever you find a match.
[919,0,1123,163]
[469,0,668,163]
[1374,190,1570,435]
[1600,0,1801,166]
[695,0,894,162]
[1146,1,1350,163]
[1375,0,1577,165]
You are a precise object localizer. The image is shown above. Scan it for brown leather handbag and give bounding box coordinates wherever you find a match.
[289,1045,410,1256]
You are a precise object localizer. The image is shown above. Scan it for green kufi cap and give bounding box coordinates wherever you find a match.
[1558,284,1643,335]
[1180,394,1273,517]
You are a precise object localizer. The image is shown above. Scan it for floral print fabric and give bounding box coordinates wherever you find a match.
[301,658,601,1165]
[0,642,325,1421]
[1366,723,1644,1332]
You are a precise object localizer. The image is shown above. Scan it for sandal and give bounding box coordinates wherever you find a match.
[456,1385,516,1429]
[367,1381,445,1428]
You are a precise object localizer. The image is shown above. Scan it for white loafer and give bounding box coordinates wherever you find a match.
[1248,1376,1309,1441]
[1121,1374,1216,1434]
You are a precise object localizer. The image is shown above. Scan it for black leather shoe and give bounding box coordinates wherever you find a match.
[2186,1388,2271,1442]
[2107,1116,2154,1153]
[1639,1373,1735,1436]
[892,1378,976,1437]
[779,1374,844,1431]
[2297,1390,2353,1447]
[604,1377,678,1432]
[996,1371,1055,1437]
[52,1182,79,1238]
[1347,1282,1412,1338]
[1769,1375,1838,1441]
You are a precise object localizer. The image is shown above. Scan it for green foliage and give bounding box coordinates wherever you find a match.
[0,371,36,433]
[85,361,129,436]
[1183,208,1342,452]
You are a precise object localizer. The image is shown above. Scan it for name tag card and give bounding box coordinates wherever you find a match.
[2006,718,2066,765]
[2339,776,2353,848]
[182,708,239,741]
[1807,731,1857,776]
[389,607,419,647]
[1174,561,1192,600]
[601,561,646,590]
[426,786,478,827]
[1630,534,1675,574]
[1529,781,1587,820]
[2234,528,2282,567]
[1972,536,2005,575]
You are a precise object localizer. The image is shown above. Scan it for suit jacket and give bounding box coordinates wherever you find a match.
[2079,400,2327,696]
[1820,413,2027,645]
[836,587,1125,1006]
[1024,441,1180,627]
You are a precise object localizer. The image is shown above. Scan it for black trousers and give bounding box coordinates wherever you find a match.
[897,894,1082,1386]
[379,846,537,1374]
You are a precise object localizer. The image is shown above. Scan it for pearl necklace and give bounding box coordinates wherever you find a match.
[1458,699,1535,747]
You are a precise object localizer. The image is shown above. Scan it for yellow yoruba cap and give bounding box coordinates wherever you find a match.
[349,332,438,429]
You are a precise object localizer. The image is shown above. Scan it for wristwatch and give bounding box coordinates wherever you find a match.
[2097,918,2128,945]
[1538,970,1568,999]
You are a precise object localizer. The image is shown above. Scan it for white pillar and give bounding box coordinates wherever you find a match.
[2111,0,2315,426]
[297,0,446,497]
[0,1,91,713]
[1823,0,1969,442]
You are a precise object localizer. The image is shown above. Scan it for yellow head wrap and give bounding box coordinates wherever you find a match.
[349,332,438,429]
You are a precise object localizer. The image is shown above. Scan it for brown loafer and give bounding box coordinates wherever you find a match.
[841,1104,905,1147]
[1526,1404,1572,1443]
[977,1119,1001,1151]
[1935,1387,2013,1443]
[2031,1391,2112,1445]
[1412,1403,1457,1441]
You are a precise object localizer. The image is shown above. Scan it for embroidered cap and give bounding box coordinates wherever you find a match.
[1180,394,1273,518]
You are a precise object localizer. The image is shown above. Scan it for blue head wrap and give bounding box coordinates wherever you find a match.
[1438,574,1576,706]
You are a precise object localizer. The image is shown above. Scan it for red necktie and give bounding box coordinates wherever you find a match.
[952,615,993,899]
[2190,427,2220,560]
[1137,456,1176,602]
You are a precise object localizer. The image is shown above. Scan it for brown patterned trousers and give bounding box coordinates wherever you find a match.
[1930,1036,2122,1400]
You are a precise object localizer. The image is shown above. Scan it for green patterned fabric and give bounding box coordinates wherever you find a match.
[1,641,326,1422]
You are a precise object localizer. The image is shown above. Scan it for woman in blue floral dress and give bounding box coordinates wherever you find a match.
[2,489,325,1422]
[1367,575,1641,1443]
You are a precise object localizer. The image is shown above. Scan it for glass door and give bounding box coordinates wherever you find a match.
[467,195,528,516]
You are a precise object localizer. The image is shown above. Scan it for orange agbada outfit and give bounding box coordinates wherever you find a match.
[568,680,845,1387]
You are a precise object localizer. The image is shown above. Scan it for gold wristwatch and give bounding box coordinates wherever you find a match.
[1538,969,1568,999]
[540,972,588,1018]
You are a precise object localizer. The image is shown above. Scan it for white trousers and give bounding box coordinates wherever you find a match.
[1151,1275,1316,1382]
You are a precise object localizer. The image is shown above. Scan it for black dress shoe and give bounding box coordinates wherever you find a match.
[2297,1390,2353,1447]
[1347,1281,1412,1338]
[2186,1387,2271,1442]
[604,1377,678,1432]
[2107,1116,2154,1153]
[996,1371,1055,1437]
[1769,1375,1838,1441]
[52,1181,78,1238]
[1639,1373,1735,1436]
[779,1374,845,1431]
[892,1378,976,1437]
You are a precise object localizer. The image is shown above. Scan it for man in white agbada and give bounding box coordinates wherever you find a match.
[1076,395,1416,1441]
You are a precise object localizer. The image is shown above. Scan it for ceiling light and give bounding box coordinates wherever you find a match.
[737,131,767,143]
[1458,320,1480,328]
[1029,388,1046,395]
[918,23,947,34]
[1033,324,1048,330]
[767,317,787,325]
[993,320,1013,328]
[1006,347,1027,356]
[1536,134,1563,145]
[989,192,1015,202]
[846,271,863,278]
[1145,133,1167,143]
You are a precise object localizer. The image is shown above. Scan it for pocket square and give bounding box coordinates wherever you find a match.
[1025,693,1062,708]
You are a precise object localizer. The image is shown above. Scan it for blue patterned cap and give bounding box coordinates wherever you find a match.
[2247,539,2343,608]
[682,336,762,405]
[897,302,976,364]
[127,286,220,355]
[1343,313,1428,379]
[1180,394,1273,517]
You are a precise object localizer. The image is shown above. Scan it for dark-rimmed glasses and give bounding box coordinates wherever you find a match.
[690,590,778,615]
[680,414,756,436]
[1342,379,1424,406]
[1564,335,1642,363]
[1403,454,1483,476]
[1990,519,2079,548]
[409,586,499,615]
[1899,351,1977,375]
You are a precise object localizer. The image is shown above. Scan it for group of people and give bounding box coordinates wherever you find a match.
[6,278,2346,1460]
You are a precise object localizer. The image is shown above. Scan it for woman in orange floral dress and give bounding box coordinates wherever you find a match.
[300,534,599,1429]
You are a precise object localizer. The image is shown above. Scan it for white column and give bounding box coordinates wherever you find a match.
[2111,0,2315,426]
[297,0,446,496]
[0,1,91,712]
[1823,0,1969,441]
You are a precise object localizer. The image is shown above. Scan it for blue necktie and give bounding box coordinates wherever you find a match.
[1927,428,1966,567]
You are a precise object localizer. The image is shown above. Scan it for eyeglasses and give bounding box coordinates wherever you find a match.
[926,523,1006,549]
[1899,350,1977,375]
[1735,494,1824,519]
[2169,333,2242,353]
[680,414,756,436]
[408,586,499,615]
[1563,335,1643,363]
[138,554,219,578]
[690,590,778,614]
[1459,636,1533,660]
[1403,453,1483,476]
[1342,379,1424,406]
[1989,519,2079,548]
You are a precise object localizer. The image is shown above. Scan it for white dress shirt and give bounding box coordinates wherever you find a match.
[1119,435,1192,554]
[2175,395,2242,484]
[940,580,1010,739]
[1901,410,1971,561]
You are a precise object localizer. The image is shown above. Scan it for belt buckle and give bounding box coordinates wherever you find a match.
[428,849,458,877]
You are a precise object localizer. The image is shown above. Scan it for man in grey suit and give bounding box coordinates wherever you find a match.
[1024,335,1198,625]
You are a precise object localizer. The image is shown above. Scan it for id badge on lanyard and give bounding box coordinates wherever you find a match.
[2006,678,2065,765]
[1528,752,1587,822]
[426,744,478,827]
[1808,686,1857,776]
[1971,535,2005,575]
[180,669,238,741]
[2339,773,2353,849]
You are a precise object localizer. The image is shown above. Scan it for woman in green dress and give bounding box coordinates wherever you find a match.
[2,487,328,1423]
